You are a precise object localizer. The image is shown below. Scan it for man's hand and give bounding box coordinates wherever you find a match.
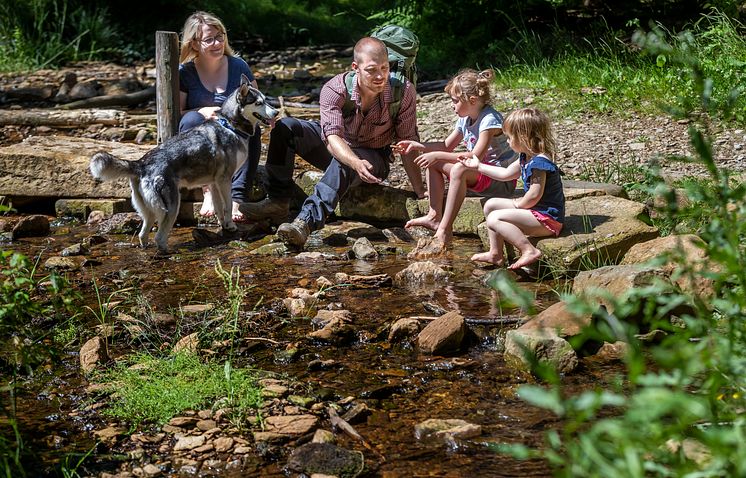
[393,140,425,155]
[355,158,381,183]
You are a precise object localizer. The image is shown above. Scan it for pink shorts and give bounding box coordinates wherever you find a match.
[531,210,563,237]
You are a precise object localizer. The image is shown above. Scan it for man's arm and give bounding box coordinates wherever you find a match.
[327,134,381,183]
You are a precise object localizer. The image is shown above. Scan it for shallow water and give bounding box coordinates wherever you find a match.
[1,219,621,477]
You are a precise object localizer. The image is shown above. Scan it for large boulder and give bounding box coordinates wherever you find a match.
[530,195,658,275]
[620,234,715,298]
[504,327,578,374]
[0,136,151,198]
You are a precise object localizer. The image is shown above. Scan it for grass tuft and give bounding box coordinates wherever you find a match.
[100,352,262,427]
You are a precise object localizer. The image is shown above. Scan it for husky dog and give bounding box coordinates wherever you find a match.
[90,75,278,252]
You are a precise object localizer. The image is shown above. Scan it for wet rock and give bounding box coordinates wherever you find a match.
[265,414,319,436]
[86,211,107,225]
[388,318,421,342]
[311,310,352,328]
[142,464,162,477]
[595,341,629,361]
[341,402,370,424]
[417,311,466,355]
[351,237,378,260]
[334,272,392,288]
[288,395,315,408]
[312,429,335,444]
[250,242,288,256]
[284,297,312,317]
[173,333,199,354]
[44,256,86,271]
[61,243,88,256]
[12,214,50,239]
[98,212,143,235]
[80,336,108,373]
[395,261,450,286]
[294,251,328,261]
[382,226,414,243]
[414,418,482,441]
[316,220,386,246]
[504,327,578,374]
[286,442,364,478]
[82,234,108,247]
[307,359,337,371]
[173,434,205,451]
[309,317,354,344]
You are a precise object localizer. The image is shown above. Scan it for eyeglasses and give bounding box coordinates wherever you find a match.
[200,33,225,46]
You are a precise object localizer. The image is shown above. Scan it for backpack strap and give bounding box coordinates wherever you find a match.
[342,72,357,119]
[341,70,405,122]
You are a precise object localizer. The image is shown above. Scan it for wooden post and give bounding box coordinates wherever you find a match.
[155,31,180,143]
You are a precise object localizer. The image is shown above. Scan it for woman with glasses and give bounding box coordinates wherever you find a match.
[178,11,263,221]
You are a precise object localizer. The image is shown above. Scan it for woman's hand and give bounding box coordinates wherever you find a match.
[393,140,425,155]
[198,106,221,120]
[458,155,481,169]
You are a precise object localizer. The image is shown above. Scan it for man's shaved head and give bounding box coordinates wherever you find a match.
[353,37,388,64]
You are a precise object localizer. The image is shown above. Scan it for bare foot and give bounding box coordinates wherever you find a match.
[509,247,543,270]
[405,215,440,231]
[470,251,505,267]
[200,189,215,217]
[407,236,449,259]
[232,201,246,223]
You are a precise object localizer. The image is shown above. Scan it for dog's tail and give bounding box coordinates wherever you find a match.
[90,151,139,181]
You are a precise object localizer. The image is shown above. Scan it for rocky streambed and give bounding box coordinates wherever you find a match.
[0,55,733,477]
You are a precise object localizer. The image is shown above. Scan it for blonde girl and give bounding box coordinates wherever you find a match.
[459,107,565,269]
[395,68,516,256]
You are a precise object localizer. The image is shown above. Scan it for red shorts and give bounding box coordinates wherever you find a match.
[471,173,493,193]
[531,210,563,237]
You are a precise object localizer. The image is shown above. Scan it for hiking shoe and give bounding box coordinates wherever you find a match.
[237,197,290,224]
[277,218,310,248]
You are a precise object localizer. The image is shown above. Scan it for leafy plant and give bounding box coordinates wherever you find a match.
[495,22,746,478]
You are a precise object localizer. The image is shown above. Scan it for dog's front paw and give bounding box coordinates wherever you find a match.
[222,221,238,232]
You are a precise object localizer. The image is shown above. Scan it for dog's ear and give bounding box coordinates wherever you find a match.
[237,74,251,98]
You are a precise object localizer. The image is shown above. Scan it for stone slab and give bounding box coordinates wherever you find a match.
[55,198,132,218]
[0,135,151,198]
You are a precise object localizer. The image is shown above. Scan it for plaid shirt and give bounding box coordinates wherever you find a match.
[319,72,419,149]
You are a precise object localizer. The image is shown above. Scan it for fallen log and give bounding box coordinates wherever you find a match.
[0,108,126,127]
[56,86,155,110]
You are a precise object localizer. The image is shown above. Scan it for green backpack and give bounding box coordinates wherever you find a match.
[342,25,419,120]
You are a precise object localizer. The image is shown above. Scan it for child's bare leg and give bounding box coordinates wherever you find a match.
[487,209,552,270]
[402,151,426,199]
[434,163,478,245]
[471,210,505,265]
[405,166,446,230]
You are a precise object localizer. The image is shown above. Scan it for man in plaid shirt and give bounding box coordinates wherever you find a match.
[238,36,420,247]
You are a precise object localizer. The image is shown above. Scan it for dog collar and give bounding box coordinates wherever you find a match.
[216,116,250,140]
